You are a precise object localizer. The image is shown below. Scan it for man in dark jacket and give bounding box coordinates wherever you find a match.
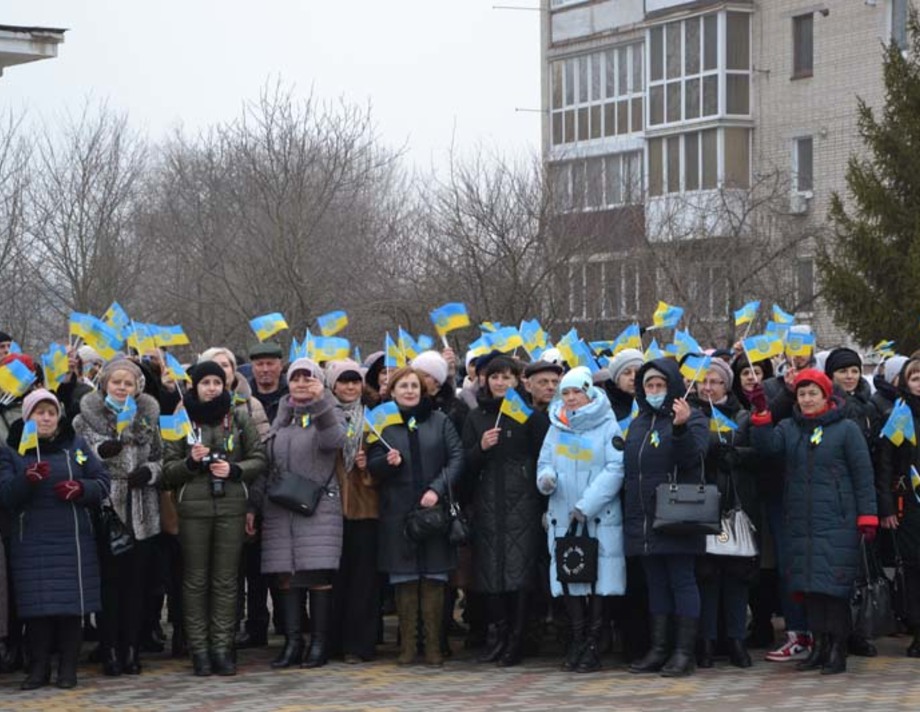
[248,342,288,425]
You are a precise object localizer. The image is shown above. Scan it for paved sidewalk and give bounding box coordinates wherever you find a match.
[2,633,918,711]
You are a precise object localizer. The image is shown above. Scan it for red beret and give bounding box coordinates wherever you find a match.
[793,368,833,400]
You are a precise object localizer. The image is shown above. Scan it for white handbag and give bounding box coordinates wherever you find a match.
[705,470,758,558]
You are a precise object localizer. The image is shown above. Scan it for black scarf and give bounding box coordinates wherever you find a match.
[184,390,232,426]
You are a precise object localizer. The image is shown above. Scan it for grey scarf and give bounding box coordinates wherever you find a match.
[336,397,364,472]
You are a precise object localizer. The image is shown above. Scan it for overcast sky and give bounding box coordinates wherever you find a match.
[3,1,543,169]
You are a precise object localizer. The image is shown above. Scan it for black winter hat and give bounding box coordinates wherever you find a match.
[824,347,862,376]
[0,331,11,343]
[190,360,227,389]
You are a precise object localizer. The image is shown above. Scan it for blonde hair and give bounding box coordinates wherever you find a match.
[198,347,237,372]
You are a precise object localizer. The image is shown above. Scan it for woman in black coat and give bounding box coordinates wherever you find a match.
[624,359,710,678]
[461,356,548,667]
[367,366,464,667]
[876,357,920,658]
[749,368,878,675]
[0,389,110,690]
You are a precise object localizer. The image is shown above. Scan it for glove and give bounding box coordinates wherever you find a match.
[748,383,768,413]
[53,480,84,502]
[571,508,586,523]
[228,463,243,482]
[97,440,124,459]
[25,461,51,484]
[127,465,152,488]
[537,474,557,495]
[859,524,877,543]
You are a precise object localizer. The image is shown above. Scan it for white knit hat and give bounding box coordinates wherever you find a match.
[411,350,449,386]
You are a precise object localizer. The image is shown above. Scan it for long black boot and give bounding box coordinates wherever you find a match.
[20,618,53,691]
[795,633,828,671]
[576,595,606,673]
[498,591,529,667]
[102,646,122,676]
[821,635,847,675]
[478,595,508,664]
[272,589,305,669]
[56,617,83,689]
[660,616,697,677]
[561,595,587,671]
[302,589,332,669]
[629,615,670,674]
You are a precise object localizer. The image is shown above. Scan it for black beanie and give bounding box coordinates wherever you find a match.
[0,331,11,343]
[824,347,861,376]
[190,360,227,389]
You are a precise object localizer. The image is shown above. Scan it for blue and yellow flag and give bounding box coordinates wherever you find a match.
[644,338,665,362]
[40,344,70,393]
[430,303,471,336]
[500,389,533,424]
[772,305,795,325]
[249,313,289,342]
[384,332,406,368]
[310,336,351,363]
[742,334,784,362]
[910,465,920,504]
[366,401,403,435]
[164,352,191,382]
[520,319,548,358]
[467,335,492,359]
[488,326,524,354]
[710,405,739,434]
[102,302,131,336]
[317,310,348,337]
[733,301,760,326]
[18,419,38,455]
[416,335,434,352]
[882,399,916,446]
[159,410,193,442]
[618,400,639,436]
[764,321,791,342]
[680,354,712,383]
[652,301,684,329]
[671,329,703,358]
[0,359,36,398]
[398,328,421,361]
[127,322,157,355]
[71,312,124,359]
[874,340,896,359]
[785,331,816,358]
[612,323,642,354]
[116,395,137,435]
[555,432,593,462]
[153,325,190,347]
[558,332,598,373]
[480,322,502,333]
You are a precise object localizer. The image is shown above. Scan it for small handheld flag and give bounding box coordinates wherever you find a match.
[499,389,533,425]
[18,420,38,456]
[164,352,191,382]
[153,325,190,347]
[881,400,916,447]
[612,323,642,354]
[652,301,684,329]
[710,405,739,434]
[644,339,665,362]
[772,305,795,325]
[384,332,406,368]
[0,359,36,398]
[317,310,348,337]
[733,301,760,326]
[430,303,471,337]
[785,331,816,358]
[159,410,193,442]
[366,401,403,434]
[680,354,712,383]
[116,395,137,435]
[249,313,289,342]
[310,336,351,363]
[742,334,784,363]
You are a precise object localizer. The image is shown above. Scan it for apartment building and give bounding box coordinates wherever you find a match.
[541,0,909,345]
[0,23,65,77]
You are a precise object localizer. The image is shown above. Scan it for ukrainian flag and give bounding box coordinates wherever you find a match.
[520,319,548,358]
[785,331,816,358]
[69,312,96,341]
[127,322,157,354]
[910,465,920,504]
[159,410,193,442]
[116,395,137,435]
[317,310,348,337]
[488,327,524,354]
[249,313,289,342]
[590,340,616,355]
[18,420,38,455]
[652,301,684,329]
[772,305,795,325]
[480,322,502,333]
[613,323,643,354]
[644,339,665,362]
[84,319,125,360]
[310,336,350,363]
[882,400,916,446]
[742,334,784,362]
[154,325,190,347]
[874,340,896,358]
[555,432,593,462]
[398,328,420,360]
[500,389,533,424]
[710,405,739,434]
[416,335,434,351]
[0,359,36,398]
[680,354,712,383]
[41,344,70,392]
[103,302,131,336]
[430,303,471,336]
[618,400,639,436]
[384,332,406,368]
[367,401,403,434]
[672,329,702,358]
[165,352,191,382]
[764,321,791,341]
[733,300,760,326]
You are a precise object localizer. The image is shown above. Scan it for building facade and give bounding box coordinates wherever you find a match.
[0,23,65,77]
[541,0,909,346]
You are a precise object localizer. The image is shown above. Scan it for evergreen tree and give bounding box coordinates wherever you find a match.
[819,10,920,353]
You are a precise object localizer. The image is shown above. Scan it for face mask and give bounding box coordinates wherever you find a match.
[646,393,666,409]
[104,394,126,412]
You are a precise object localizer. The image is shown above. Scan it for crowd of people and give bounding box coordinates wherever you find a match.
[0,314,917,691]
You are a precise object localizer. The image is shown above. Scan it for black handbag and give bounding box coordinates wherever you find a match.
[653,457,721,536]
[554,520,599,585]
[100,496,134,557]
[266,438,336,517]
[851,536,897,639]
[404,503,451,543]
[444,478,470,546]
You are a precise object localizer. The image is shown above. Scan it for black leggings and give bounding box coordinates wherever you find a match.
[99,538,152,652]
[803,593,851,638]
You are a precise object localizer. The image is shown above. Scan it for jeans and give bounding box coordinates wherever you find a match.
[642,554,700,618]
[700,571,749,640]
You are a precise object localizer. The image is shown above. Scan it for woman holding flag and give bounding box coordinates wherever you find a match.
[162,361,267,677]
[876,357,920,658]
[367,366,464,667]
[462,355,548,668]
[536,366,625,674]
[73,357,163,677]
[0,389,111,690]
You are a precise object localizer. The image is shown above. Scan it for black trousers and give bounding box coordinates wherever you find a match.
[803,593,851,638]
[237,538,271,635]
[99,538,153,652]
[331,519,380,660]
[904,565,920,629]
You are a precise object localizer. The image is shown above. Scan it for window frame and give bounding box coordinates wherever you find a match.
[792,13,814,80]
[792,135,814,195]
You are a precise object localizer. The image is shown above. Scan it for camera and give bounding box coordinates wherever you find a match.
[202,451,228,498]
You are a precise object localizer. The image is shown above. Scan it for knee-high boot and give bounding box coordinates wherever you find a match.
[271,589,305,668]
[498,590,529,667]
[394,582,419,665]
[20,618,54,691]
[629,615,671,674]
[576,595,606,673]
[302,589,332,668]
[419,579,445,667]
[661,616,697,677]
[561,595,587,671]
[477,594,508,664]
[56,617,83,689]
